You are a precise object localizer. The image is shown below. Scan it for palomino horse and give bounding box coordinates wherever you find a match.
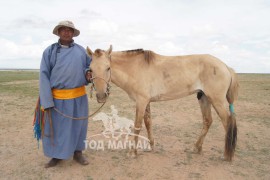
[86,45,238,161]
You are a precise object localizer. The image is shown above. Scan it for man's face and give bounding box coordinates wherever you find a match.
[58,27,74,43]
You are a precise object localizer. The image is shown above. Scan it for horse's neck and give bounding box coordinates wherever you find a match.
[110,54,135,88]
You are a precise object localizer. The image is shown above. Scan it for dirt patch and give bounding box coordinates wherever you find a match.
[0,73,269,179]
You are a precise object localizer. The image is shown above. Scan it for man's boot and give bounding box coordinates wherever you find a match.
[45,158,61,168]
[73,151,89,165]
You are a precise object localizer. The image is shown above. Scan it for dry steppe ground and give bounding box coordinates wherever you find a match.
[0,71,269,179]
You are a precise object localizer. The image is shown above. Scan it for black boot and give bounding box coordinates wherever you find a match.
[45,158,61,168]
[73,151,89,165]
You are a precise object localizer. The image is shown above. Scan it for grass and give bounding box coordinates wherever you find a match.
[237,73,270,104]
[0,83,39,97]
[0,70,39,83]
[0,71,39,97]
[1,71,270,179]
[189,172,202,179]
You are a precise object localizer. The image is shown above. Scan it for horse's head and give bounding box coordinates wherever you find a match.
[86,45,112,103]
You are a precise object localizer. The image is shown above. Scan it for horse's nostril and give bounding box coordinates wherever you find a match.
[96,93,106,99]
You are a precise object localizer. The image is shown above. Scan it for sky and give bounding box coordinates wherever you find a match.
[0,0,269,73]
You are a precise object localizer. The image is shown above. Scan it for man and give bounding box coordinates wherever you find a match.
[39,20,91,168]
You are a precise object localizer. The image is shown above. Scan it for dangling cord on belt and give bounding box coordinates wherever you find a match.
[43,109,54,146]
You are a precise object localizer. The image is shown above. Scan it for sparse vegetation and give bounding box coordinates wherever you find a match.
[0,71,269,179]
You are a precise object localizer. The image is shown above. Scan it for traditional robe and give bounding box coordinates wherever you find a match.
[39,41,91,159]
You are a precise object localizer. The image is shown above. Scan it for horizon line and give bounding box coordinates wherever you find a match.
[0,68,269,74]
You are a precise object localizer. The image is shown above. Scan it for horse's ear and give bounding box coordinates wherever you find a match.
[106,45,113,55]
[86,46,94,57]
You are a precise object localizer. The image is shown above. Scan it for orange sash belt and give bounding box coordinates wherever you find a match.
[52,86,86,100]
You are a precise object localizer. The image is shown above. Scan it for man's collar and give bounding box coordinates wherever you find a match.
[57,39,75,47]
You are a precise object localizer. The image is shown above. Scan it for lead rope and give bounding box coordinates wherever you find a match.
[53,73,112,120]
[53,101,106,120]
[48,109,54,146]
[44,83,107,147]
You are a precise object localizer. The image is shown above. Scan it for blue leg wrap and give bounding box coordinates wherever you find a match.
[229,104,235,113]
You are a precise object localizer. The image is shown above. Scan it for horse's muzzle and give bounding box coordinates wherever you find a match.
[96,93,108,103]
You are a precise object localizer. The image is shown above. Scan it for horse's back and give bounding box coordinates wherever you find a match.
[155,53,226,67]
[146,53,232,101]
[154,53,230,78]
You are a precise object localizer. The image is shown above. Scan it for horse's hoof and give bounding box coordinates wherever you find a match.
[193,146,202,154]
[143,147,152,152]
[127,150,137,158]
[222,154,233,162]
[146,145,154,152]
[150,139,154,150]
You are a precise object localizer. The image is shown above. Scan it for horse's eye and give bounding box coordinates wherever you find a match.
[107,67,111,71]
[89,69,92,72]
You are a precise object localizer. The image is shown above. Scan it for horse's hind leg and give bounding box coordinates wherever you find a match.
[144,103,154,150]
[211,98,233,160]
[194,91,213,153]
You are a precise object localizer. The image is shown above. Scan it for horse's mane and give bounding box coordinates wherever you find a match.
[94,49,105,57]
[94,48,155,64]
[121,49,155,64]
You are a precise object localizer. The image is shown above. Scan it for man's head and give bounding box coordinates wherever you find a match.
[53,20,80,44]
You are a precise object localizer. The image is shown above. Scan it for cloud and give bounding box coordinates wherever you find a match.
[191,24,219,37]
[87,19,118,36]
[153,33,176,40]
[0,37,51,68]
[0,0,270,73]
[11,17,47,29]
[157,42,184,55]
[79,9,102,17]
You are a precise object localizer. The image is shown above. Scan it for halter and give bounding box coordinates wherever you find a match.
[90,67,112,98]
[89,54,112,97]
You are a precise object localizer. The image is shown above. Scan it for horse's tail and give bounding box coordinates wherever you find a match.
[226,67,239,104]
[225,67,239,161]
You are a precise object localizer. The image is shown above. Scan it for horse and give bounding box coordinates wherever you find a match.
[86,45,239,161]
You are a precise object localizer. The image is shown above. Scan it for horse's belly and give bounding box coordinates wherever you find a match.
[150,79,202,102]
[150,89,197,102]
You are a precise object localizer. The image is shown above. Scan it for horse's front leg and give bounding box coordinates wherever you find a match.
[144,103,154,150]
[130,99,148,157]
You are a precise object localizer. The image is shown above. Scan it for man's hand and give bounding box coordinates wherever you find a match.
[41,106,54,112]
[85,70,92,83]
